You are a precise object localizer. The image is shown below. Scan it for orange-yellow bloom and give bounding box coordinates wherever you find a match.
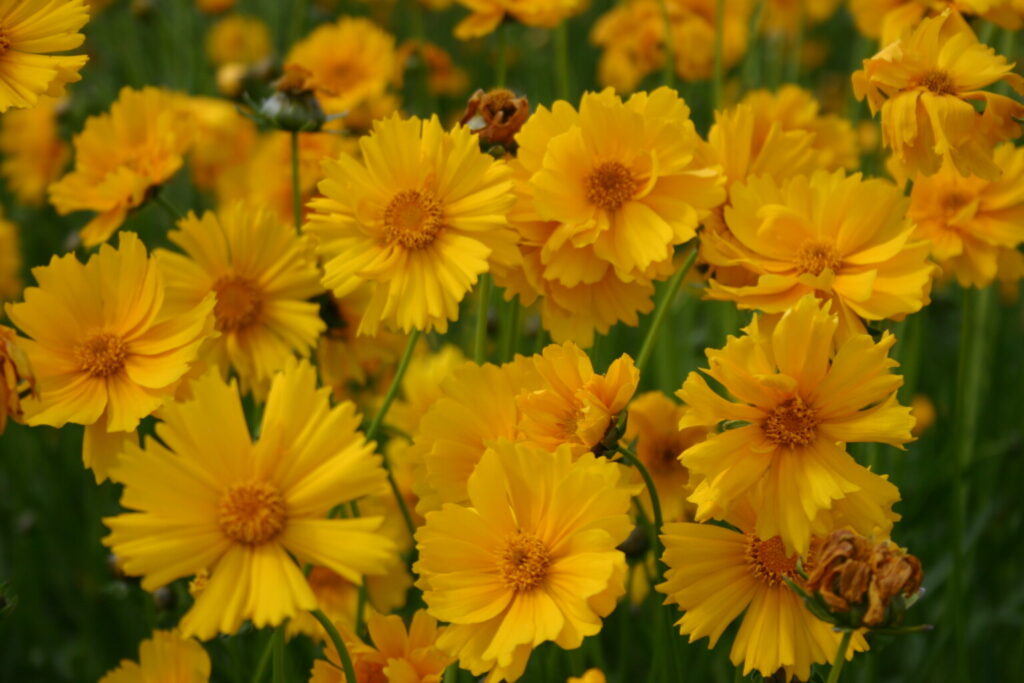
[0,95,70,205]
[1,324,34,435]
[99,630,210,683]
[453,0,587,39]
[852,9,1024,180]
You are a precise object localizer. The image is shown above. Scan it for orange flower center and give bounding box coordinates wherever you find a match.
[0,30,9,55]
[383,189,444,249]
[213,275,263,332]
[796,240,841,276]
[942,191,973,217]
[745,534,798,586]
[499,531,551,592]
[919,70,955,96]
[586,161,637,212]
[762,397,818,448]
[75,334,128,378]
[218,481,286,545]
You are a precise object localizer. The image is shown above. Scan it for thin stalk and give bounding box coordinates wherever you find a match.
[288,0,308,47]
[290,131,303,231]
[949,285,994,681]
[154,192,184,223]
[712,0,725,109]
[499,296,522,362]
[825,630,854,683]
[617,447,664,567]
[442,664,459,683]
[554,22,571,99]
[635,244,699,375]
[474,275,493,364]
[495,23,509,88]
[271,624,286,683]
[311,608,358,683]
[251,629,275,683]
[787,5,804,84]
[656,0,676,86]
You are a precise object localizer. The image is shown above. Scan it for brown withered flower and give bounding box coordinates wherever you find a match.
[804,529,923,628]
[459,88,529,152]
[0,325,35,434]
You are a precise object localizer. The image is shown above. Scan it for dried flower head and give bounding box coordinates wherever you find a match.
[460,88,530,151]
[0,325,35,435]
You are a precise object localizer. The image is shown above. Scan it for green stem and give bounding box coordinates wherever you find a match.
[656,0,676,87]
[311,608,358,683]
[787,5,804,85]
[495,23,509,88]
[499,297,522,362]
[251,629,275,683]
[712,0,725,109]
[474,275,492,364]
[271,624,286,683]
[825,630,854,683]
[949,286,994,681]
[442,663,459,683]
[617,447,664,569]
[290,130,303,231]
[554,22,571,99]
[635,244,699,375]
[154,192,183,223]
[288,0,308,47]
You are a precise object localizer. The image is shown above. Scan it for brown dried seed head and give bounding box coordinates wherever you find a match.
[460,88,530,149]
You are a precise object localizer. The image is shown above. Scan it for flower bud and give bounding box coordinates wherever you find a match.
[256,65,326,132]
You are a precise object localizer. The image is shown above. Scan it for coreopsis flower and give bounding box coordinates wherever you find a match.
[764,0,841,36]
[623,392,709,523]
[569,670,607,683]
[205,13,271,66]
[702,169,934,339]
[103,363,396,639]
[415,442,632,682]
[184,97,258,191]
[48,87,194,246]
[909,394,936,436]
[852,9,1024,180]
[99,630,210,683]
[0,212,21,301]
[0,0,89,112]
[310,611,453,683]
[658,517,868,680]
[849,0,1024,44]
[908,144,1024,288]
[676,295,911,554]
[1,325,34,435]
[305,113,518,335]
[396,41,469,97]
[803,529,923,628]
[4,232,214,481]
[517,341,638,455]
[285,17,396,116]
[0,96,69,206]
[454,0,587,39]
[156,204,325,396]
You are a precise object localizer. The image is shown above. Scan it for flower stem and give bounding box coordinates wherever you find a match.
[442,663,459,683]
[554,22,571,99]
[271,624,286,683]
[617,446,664,566]
[712,0,725,108]
[474,275,492,364]
[635,243,699,375]
[311,608,358,683]
[365,329,421,537]
[495,24,509,88]
[290,130,302,231]
[154,192,183,223]
[499,296,522,362]
[656,0,676,87]
[825,630,853,683]
[251,629,275,683]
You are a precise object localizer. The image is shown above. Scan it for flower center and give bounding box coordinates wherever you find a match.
[212,275,263,332]
[217,481,286,545]
[796,240,841,276]
[745,534,798,586]
[586,161,637,212]
[383,189,444,249]
[0,30,9,55]
[919,70,955,96]
[942,191,973,218]
[75,334,128,378]
[762,397,818,448]
[499,531,551,592]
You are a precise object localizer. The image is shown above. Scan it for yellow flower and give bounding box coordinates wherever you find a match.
[205,13,271,66]
[0,210,21,301]
[454,0,587,39]
[396,41,469,97]
[1,324,34,435]
[310,610,453,683]
[910,393,936,436]
[763,0,841,36]
[48,87,194,246]
[568,669,607,683]
[389,343,467,435]
[156,204,325,396]
[103,363,396,639]
[0,0,88,112]
[908,143,1024,288]
[658,519,867,680]
[99,630,210,683]
[184,96,258,191]
[415,442,632,682]
[623,391,709,523]
[196,0,235,12]
[0,95,70,206]
[702,169,934,339]
[852,9,1024,180]
[4,232,214,481]
[517,341,638,455]
[305,113,518,335]
[286,16,396,116]
[850,0,1024,44]
[676,295,910,554]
